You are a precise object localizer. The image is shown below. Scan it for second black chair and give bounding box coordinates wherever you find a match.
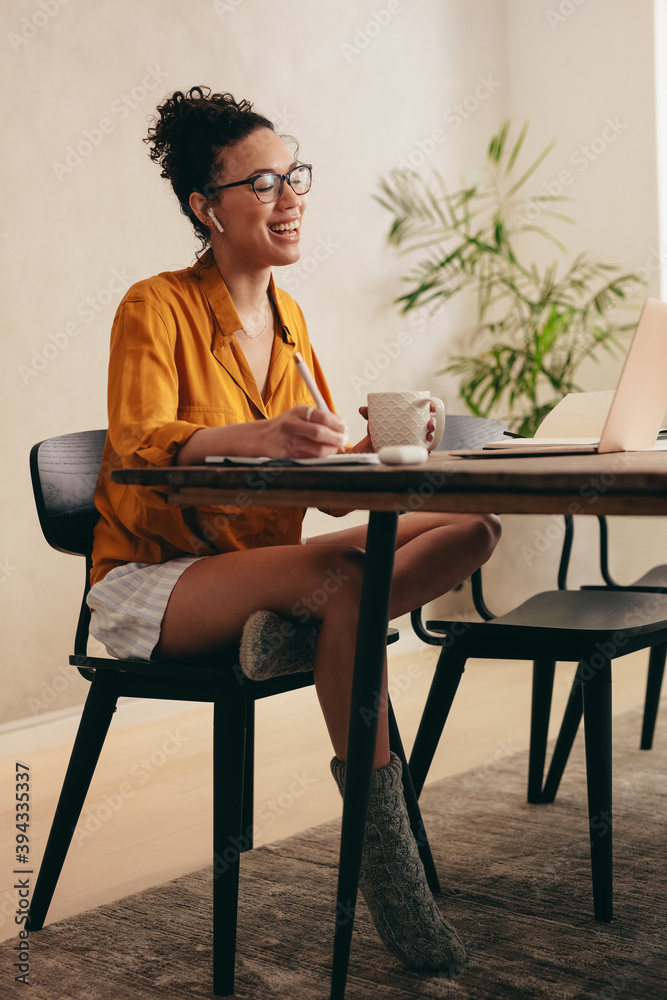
[537,514,666,805]
[408,416,667,922]
[583,514,665,749]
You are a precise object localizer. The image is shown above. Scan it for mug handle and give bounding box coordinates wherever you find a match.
[426,396,446,451]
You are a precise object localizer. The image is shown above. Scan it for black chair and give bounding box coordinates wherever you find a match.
[28,429,438,997]
[408,415,667,921]
[583,515,665,749]
[535,515,666,807]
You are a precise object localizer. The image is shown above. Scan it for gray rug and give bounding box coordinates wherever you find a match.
[3,705,666,999]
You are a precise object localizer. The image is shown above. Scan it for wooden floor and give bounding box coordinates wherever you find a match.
[0,646,655,943]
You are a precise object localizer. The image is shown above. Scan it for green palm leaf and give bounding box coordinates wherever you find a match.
[378,119,645,432]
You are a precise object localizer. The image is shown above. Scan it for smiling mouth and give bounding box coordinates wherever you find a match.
[268,219,301,240]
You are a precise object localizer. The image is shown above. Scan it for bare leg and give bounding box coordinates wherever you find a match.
[155,511,499,972]
[154,543,391,768]
[307,511,502,618]
[155,513,501,770]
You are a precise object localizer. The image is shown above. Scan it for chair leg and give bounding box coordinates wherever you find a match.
[387,697,440,895]
[27,670,119,931]
[212,677,247,997]
[408,648,467,799]
[527,660,556,803]
[241,699,255,849]
[582,655,613,921]
[541,663,584,804]
[640,642,665,750]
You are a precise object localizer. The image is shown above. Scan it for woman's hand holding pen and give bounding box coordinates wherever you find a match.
[262,405,347,459]
[175,406,345,465]
[176,402,435,467]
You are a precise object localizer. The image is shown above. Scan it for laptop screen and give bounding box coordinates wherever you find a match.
[598,297,667,452]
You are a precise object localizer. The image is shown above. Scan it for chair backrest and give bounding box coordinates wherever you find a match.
[30,430,107,557]
[415,413,573,627]
[436,413,508,451]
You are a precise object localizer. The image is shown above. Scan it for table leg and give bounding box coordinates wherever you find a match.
[582,655,613,921]
[330,510,398,1000]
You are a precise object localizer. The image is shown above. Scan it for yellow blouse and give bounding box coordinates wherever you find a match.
[90,250,337,585]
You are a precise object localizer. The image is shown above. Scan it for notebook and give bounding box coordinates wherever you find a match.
[204,453,380,467]
[452,297,667,457]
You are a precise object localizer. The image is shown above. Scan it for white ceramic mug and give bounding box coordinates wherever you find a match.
[367,391,446,452]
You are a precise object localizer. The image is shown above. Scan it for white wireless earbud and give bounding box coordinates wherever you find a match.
[207,208,224,234]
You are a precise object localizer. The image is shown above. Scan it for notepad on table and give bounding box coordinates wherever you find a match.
[204,453,380,467]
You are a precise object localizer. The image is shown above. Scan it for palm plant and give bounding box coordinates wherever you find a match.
[376,121,643,435]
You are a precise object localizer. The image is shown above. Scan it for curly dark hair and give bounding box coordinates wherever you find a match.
[144,86,275,249]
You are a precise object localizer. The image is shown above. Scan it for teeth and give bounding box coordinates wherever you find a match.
[270,220,300,232]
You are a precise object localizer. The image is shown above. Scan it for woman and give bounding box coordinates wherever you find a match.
[87,86,501,974]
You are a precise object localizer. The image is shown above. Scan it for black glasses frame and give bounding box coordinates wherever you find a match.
[203,164,313,203]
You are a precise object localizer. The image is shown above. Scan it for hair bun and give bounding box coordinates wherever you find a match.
[144,86,275,248]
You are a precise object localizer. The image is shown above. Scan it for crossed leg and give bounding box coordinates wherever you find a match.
[155,511,501,768]
[306,511,501,616]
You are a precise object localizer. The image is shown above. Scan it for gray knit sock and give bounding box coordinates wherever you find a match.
[239,610,320,681]
[330,752,466,973]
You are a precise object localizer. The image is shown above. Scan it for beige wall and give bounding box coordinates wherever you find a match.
[480,0,666,617]
[1,0,662,727]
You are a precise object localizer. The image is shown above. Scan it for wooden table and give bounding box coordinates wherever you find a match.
[114,449,667,516]
[113,450,667,999]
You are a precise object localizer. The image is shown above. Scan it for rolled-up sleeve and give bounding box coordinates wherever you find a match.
[109,297,208,470]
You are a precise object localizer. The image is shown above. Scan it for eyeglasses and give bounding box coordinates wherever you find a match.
[203,163,312,204]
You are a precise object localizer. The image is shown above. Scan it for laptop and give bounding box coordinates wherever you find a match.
[454,297,667,457]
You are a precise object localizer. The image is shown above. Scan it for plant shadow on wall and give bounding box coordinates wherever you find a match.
[376,121,644,436]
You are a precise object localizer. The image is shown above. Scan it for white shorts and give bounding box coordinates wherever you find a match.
[86,556,205,660]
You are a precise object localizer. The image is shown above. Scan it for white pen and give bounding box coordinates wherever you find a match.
[293,351,349,446]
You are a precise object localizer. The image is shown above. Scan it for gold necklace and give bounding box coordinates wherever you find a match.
[240,297,271,339]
